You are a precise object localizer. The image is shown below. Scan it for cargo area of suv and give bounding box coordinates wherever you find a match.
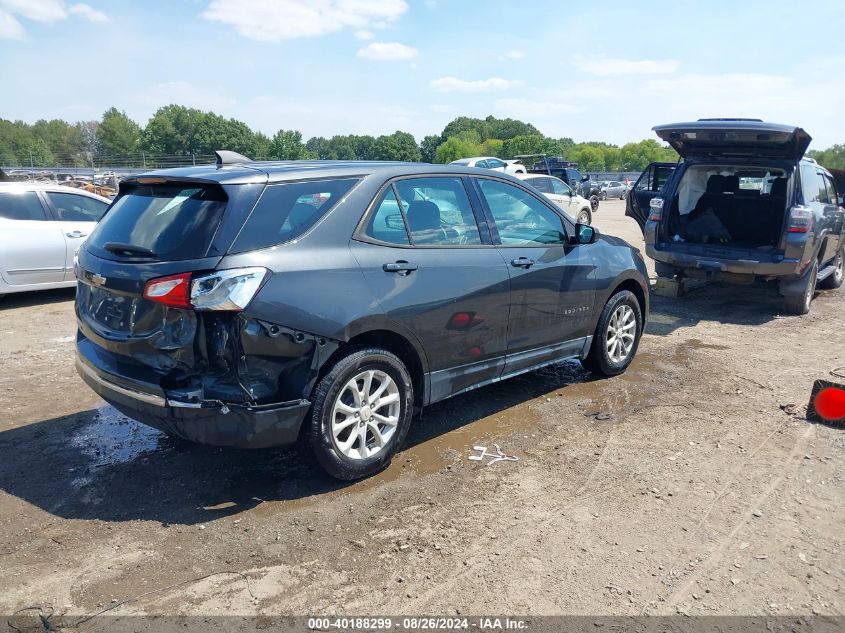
[663,165,790,252]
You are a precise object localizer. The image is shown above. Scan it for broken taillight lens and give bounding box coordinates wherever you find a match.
[190,267,269,311]
[143,272,193,309]
[648,197,664,222]
[787,205,813,233]
[143,268,269,311]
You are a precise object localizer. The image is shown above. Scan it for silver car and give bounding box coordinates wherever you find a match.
[600,181,628,200]
[0,182,110,297]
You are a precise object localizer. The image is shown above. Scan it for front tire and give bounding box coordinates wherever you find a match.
[581,290,643,376]
[818,245,844,290]
[307,347,414,480]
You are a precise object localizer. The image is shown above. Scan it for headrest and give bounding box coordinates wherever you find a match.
[770,177,787,197]
[406,200,441,232]
[723,175,740,192]
[288,202,317,230]
[706,175,726,193]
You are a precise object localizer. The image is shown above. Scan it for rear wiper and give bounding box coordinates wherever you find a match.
[103,242,157,258]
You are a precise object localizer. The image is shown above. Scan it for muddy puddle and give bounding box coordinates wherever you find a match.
[69,405,164,486]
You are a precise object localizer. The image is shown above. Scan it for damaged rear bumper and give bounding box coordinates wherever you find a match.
[75,349,311,449]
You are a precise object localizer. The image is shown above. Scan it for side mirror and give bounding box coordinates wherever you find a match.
[574,223,598,245]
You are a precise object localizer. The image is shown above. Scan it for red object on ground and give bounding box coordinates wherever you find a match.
[813,386,845,422]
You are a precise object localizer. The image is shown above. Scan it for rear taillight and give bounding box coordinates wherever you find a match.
[648,197,664,222]
[143,268,269,311]
[191,267,269,311]
[787,205,813,234]
[143,272,192,309]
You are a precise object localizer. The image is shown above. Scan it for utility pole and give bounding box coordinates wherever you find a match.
[142,151,146,169]
[192,152,196,166]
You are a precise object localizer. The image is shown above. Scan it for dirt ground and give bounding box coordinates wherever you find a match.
[0,199,843,621]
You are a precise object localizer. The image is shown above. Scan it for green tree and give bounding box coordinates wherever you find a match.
[373,131,421,162]
[269,129,306,159]
[419,134,441,163]
[500,134,548,159]
[97,108,141,158]
[808,145,845,170]
[434,136,479,163]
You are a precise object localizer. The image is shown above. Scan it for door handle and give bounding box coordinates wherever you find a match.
[66,230,87,238]
[510,257,535,268]
[383,261,418,274]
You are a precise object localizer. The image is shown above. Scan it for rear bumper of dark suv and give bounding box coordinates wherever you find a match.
[76,340,311,449]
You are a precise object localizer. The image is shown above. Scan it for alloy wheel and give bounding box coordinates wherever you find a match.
[606,304,636,363]
[331,369,400,460]
[577,209,591,225]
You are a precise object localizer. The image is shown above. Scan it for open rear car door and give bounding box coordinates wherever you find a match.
[625,162,676,233]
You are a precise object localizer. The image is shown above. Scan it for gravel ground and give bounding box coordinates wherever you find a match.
[0,199,842,621]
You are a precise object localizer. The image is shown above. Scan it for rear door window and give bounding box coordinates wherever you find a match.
[364,188,411,245]
[231,178,358,253]
[88,183,228,260]
[45,191,109,222]
[525,177,553,194]
[393,177,483,246]
[0,191,48,220]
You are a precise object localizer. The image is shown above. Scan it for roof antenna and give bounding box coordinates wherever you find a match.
[215,150,253,167]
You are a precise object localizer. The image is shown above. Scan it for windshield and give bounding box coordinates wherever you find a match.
[88,183,228,260]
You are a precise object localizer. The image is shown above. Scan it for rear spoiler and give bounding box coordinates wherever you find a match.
[215,150,253,167]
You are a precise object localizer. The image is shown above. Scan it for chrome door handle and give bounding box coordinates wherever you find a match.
[510,257,535,268]
[383,261,418,275]
[66,231,88,238]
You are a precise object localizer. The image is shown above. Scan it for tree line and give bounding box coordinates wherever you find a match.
[2,105,842,173]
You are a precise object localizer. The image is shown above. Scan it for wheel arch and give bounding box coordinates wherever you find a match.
[318,319,429,410]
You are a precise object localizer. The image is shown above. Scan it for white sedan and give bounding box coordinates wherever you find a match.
[450,156,526,174]
[516,173,594,225]
[0,182,111,297]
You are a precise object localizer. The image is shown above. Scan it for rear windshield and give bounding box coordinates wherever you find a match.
[88,183,227,260]
[229,178,358,253]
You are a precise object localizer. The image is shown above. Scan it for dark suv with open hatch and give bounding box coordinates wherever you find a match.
[627,119,844,314]
[75,154,649,479]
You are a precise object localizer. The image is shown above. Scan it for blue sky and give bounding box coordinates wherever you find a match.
[1,0,843,148]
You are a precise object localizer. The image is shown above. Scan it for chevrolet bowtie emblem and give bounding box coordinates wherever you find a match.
[90,273,107,286]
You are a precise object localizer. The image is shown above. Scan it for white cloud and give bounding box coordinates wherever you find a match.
[68,3,107,22]
[498,50,524,61]
[573,56,680,76]
[429,76,522,93]
[354,29,373,40]
[357,41,417,61]
[0,10,24,38]
[0,0,107,37]
[202,0,409,42]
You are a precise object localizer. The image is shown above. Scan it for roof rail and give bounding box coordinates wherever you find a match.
[215,150,253,167]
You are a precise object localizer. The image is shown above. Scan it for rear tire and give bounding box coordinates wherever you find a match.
[581,290,643,377]
[589,195,599,211]
[576,208,592,225]
[818,245,844,290]
[782,260,817,315]
[307,346,414,480]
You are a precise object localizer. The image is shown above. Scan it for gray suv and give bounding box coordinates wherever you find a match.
[627,119,844,314]
[75,155,649,479]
